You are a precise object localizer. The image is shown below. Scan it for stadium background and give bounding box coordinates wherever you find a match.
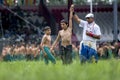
[0,0,120,54]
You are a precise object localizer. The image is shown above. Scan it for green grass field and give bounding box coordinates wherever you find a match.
[0,59,120,80]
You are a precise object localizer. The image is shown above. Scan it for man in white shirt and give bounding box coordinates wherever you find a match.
[71,4,101,63]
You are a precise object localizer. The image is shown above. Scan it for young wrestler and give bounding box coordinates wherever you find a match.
[40,26,56,64]
[51,5,74,64]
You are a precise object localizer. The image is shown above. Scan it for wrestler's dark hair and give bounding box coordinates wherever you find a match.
[60,19,68,24]
[43,26,51,31]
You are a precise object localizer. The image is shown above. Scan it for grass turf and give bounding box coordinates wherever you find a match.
[0,59,120,80]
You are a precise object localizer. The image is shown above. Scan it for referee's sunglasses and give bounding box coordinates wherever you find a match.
[86,17,91,19]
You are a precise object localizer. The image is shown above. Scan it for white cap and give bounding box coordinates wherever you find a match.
[85,13,94,18]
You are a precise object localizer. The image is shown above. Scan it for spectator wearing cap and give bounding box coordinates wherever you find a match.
[71,4,101,63]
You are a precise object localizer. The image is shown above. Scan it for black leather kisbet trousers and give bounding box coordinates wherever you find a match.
[60,45,72,64]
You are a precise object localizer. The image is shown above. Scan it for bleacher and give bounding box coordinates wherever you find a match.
[0,0,120,42]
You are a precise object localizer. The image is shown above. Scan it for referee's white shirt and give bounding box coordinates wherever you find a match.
[79,20,101,42]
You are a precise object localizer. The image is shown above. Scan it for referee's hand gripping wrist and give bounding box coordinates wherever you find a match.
[86,30,94,37]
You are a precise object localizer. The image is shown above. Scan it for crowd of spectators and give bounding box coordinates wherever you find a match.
[0,41,120,62]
